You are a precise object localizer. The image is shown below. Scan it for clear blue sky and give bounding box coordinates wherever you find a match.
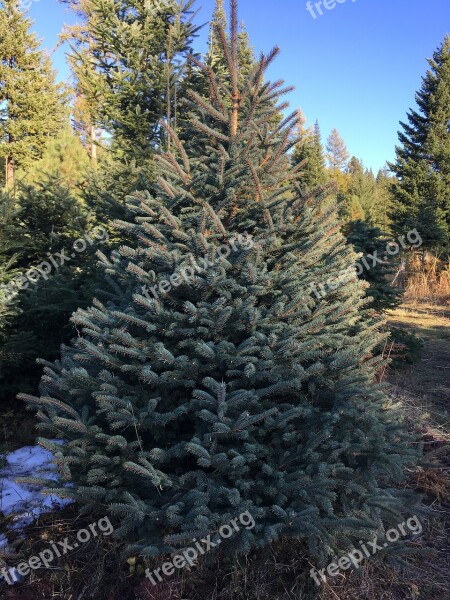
[28,0,450,173]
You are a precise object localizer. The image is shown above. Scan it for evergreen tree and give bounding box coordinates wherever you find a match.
[204,0,254,96]
[389,36,450,252]
[0,0,66,188]
[344,157,377,223]
[372,168,394,232]
[22,1,418,564]
[0,190,21,343]
[343,220,401,312]
[208,0,227,66]
[63,0,200,160]
[326,128,349,172]
[16,123,90,191]
[292,116,327,189]
[0,179,105,401]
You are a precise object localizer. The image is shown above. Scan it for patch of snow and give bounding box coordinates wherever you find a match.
[0,443,72,548]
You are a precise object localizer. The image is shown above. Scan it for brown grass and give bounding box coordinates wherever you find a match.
[403,256,450,306]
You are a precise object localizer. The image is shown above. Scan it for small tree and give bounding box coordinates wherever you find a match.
[343,220,402,312]
[326,127,349,172]
[292,116,327,189]
[16,123,90,191]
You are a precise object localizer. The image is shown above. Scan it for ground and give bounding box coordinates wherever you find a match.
[0,301,449,599]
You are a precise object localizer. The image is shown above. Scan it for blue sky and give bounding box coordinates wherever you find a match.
[28,0,450,173]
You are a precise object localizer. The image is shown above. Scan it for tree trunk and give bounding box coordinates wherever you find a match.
[5,155,14,189]
[91,125,97,168]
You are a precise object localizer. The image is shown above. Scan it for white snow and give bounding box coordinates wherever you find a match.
[0,443,72,543]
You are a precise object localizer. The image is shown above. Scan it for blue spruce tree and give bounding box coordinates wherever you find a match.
[21,0,419,565]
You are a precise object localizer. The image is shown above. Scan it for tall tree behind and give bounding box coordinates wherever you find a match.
[372,167,394,232]
[0,0,66,188]
[389,36,450,252]
[326,127,349,172]
[62,0,200,160]
[345,157,377,222]
[204,0,254,92]
[292,114,327,188]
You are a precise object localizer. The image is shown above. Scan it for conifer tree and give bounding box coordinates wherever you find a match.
[0,0,66,187]
[326,128,349,172]
[63,0,200,159]
[389,36,450,252]
[205,0,254,93]
[344,157,377,222]
[0,178,105,400]
[373,168,394,232]
[17,123,90,191]
[292,115,327,189]
[22,1,419,563]
[343,220,401,312]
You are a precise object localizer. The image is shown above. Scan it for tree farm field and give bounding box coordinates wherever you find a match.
[1,0,450,598]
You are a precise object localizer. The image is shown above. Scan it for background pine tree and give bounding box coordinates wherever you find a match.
[63,0,200,161]
[0,0,67,188]
[326,127,349,173]
[389,35,450,253]
[292,116,327,189]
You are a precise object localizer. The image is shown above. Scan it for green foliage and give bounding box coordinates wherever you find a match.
[343,219,402,312]
[390,327,424,365]
[345,158,377,221]
[23,4,419,565]
[16,123,90,191]
[389,35,450,253]
[64,0,200,160]
[373,168,394,232]
[0,0,67,183]
[0,178,106,402]
[292,119,327,189]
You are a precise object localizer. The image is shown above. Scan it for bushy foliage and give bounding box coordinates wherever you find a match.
[22,4,419,564]
[343,219,402,312]
[0,179,106,402]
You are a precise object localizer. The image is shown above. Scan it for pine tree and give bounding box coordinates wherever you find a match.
[344,157,377,222]
[292,116,327,189]
[326,128,349,172]
[63,0,200,160]
[22,1,419,564]
[0,0,66,188]
[343,220,401,312]
[389,36,450,252]
[372,168,394,232]
[0,178,106,401]
[0,190,21,344]
[16,122,90,191]
[208,0,228,66]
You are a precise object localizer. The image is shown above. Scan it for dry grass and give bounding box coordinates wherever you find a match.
[403,256,450,306]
